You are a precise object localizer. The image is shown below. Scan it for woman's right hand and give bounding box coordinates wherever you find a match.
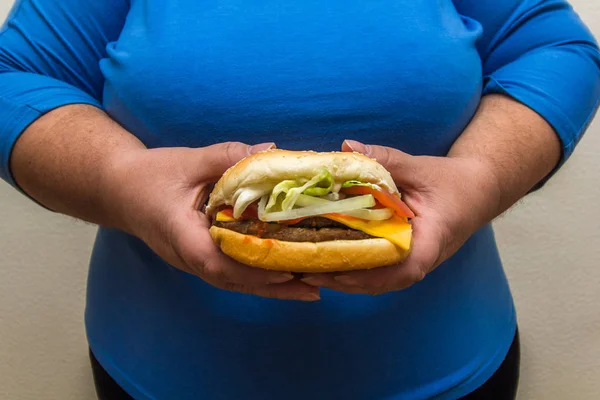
[104,141,320,302]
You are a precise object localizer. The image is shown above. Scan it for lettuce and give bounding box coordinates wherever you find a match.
[281,169,334,210]
[234,175,382,220]
[232,186,271,218]
[303,169,334,196]
[259,194,376,222]
[341,180,382,191]
[266,180,299,211]
[265,169,334,212]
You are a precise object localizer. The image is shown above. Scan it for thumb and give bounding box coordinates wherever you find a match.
[198,141,276,181]
[342,140,416,186]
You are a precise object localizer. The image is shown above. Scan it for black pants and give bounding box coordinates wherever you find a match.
[90,329,520,400]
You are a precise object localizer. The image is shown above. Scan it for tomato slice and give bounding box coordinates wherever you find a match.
[219,206,258,220]
[219,208,234,218]
[340,186,415,219]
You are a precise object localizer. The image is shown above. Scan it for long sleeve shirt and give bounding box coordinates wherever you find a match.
[1,1,598,398]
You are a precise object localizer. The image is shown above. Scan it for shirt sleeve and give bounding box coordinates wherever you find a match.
[0,0,130,189]
[453,0,600,186]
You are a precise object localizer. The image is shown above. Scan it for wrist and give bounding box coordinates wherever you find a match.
[448,155,504,229]
[98,145,148,234]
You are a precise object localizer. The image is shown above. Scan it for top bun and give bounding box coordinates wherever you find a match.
[206,149,398,216]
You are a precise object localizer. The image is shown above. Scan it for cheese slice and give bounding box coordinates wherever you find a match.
[322,214,412,250]
[215,210,236,222]
[215,209,412,250]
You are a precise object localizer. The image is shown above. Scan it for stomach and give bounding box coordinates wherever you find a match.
[85,225,515,399]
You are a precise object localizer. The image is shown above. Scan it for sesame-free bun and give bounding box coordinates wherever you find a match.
[205,149,399,216]
[209,226,410,272]
[206,149,412,272]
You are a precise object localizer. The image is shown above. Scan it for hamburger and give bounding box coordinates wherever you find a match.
[206,149,414,272]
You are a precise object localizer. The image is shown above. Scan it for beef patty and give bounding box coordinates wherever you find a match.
[213,217,373,242]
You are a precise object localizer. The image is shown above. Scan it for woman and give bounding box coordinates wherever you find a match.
[0,0,598,399]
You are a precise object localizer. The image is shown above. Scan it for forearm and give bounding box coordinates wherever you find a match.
[448,94,561,218]
[10,104,146,228]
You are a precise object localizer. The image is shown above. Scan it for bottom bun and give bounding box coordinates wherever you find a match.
[209,226,411,273]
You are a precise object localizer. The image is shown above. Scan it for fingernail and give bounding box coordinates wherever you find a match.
[300,276,325,286]
[249,142,276,154]
[343,140,371,155]
[269,273,295,284]
[334,275,359,286]
[300,293,321,302]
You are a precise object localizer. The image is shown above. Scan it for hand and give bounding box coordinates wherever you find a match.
[105,142,320,301]
[301,140,501,295]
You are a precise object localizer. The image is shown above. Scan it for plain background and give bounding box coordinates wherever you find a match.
[1,0,599,398]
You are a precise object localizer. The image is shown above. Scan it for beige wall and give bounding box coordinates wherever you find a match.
[0,0,599,399]
[0,2,98,399]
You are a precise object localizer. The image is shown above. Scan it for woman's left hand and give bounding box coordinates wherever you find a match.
[301,140,502,295]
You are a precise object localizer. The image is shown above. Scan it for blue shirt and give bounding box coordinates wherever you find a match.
[1,1,599,398]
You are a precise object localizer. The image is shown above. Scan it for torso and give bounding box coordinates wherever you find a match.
[87,1,517,399]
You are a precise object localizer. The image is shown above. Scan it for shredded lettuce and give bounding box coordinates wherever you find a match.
[303,169,334,196]
[257,195,269,218]
[265,169,334,212]
[341,180,382,191]
[281,169,334,210]
[266,180,301,211]
[232,186,271,219]
[233,173,387,221]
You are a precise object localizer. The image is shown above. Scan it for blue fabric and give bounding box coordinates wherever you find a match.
[1,0,599,398]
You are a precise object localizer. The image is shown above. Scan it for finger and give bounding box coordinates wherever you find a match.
[176,212,296,285]
[318,283,375,295]
[202,248,298,285]
[302,277,391,295]
[195,141,276,182]
[342,140,417,188]
[328,216,440,292]
[220,280,321,302]
[303,268,405,291]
